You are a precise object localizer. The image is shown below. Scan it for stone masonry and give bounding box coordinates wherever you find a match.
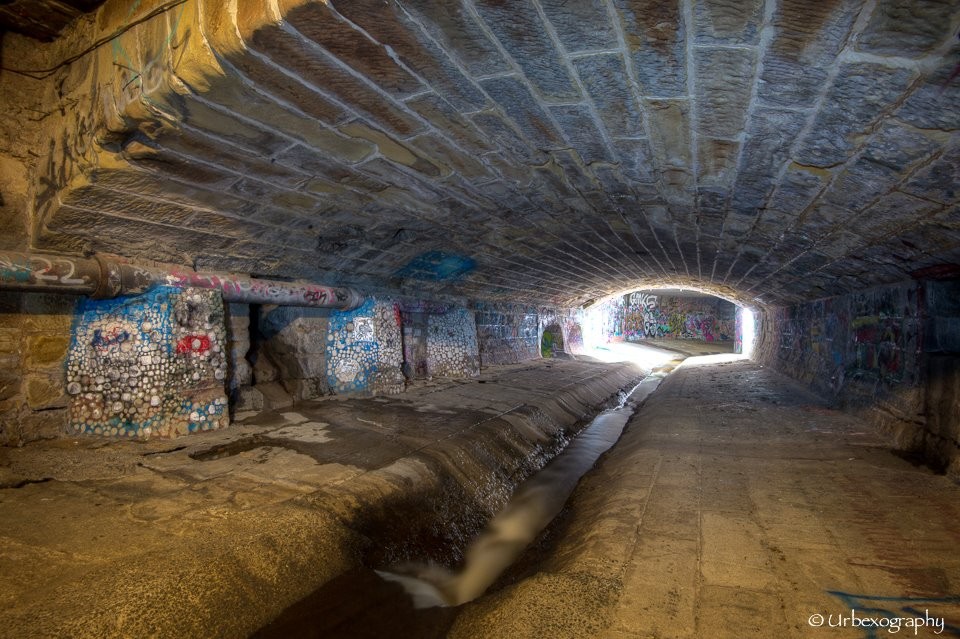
[0,0,955,312]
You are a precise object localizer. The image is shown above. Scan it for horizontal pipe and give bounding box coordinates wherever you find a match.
[0,251,364,310]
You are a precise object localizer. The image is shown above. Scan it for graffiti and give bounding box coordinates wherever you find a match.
[0,253,93,288]
[541,325,563,358]
[426,308,480,377]
[353,318,376,342]
[629,292,658,311]
[775,285,917,386]
[612,292,736,342]
[66,287,228,439]
[304,289,329,304]
[826,591,960,638]
[396,251,476,282]
[565,321,584,353]
[175,334,211,355]
[326,298,405,394]
[335,360,360,383]
[91,325,132,353]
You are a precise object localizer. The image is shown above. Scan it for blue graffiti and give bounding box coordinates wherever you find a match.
[90,327,131,351]
[395,251,476,281]
[827,591,960,638]
[326,299,380,393]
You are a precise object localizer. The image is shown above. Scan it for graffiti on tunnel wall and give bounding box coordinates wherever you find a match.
[772,284,920,389]
[605,292,736,342]
[65,286,229,438]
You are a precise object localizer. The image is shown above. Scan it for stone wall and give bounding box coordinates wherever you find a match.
[756,280,960,479]
[0,292,75,445]
[426,307,480,378]
[600,291,737,342]
[475,303,540,366]
[256,305,331,405]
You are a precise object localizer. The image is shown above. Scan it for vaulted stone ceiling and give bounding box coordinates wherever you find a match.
[17,0,960,308]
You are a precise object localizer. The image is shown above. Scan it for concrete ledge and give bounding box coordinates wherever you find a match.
[0,359,644,638]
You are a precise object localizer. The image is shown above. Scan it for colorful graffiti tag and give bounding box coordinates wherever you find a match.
[606,292,736,342]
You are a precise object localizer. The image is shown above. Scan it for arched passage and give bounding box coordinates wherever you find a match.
[540,323,565,358]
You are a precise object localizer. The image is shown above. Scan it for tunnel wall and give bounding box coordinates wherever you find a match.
[474,303,540,365]
[598,291,737,342]
[0,288,491,444]
[756,279,960,479]
[0,292,75,445]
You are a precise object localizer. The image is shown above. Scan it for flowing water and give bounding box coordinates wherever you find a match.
[376,373,667,608]
[255,364,675,638]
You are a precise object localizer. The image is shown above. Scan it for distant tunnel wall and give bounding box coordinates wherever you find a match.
[598,291,737,343]
[755,279,960,480]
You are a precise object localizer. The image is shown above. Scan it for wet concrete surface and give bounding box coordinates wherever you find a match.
[449,357,960,638]
[0,358,643,638]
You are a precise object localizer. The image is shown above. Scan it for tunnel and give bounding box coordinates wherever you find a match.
[0,0,959,637]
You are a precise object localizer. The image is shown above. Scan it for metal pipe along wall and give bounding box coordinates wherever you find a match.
[0,252,364,310]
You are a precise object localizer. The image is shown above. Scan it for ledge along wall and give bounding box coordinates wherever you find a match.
[2,281,555,443]
[755,279,960,481]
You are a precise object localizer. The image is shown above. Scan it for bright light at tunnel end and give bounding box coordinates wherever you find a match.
[740,306,757,359]
[578,296,758,369]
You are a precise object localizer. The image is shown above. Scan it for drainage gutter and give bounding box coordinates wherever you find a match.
[0,251,364,310]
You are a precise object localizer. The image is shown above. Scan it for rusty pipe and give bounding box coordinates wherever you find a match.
[0,251,364,310]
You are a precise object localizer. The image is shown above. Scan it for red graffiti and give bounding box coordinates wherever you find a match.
[176,334,211,354]
[393,303,403,327]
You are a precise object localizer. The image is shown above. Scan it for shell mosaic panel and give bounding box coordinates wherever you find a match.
[426,307,480,378]
[326,298,404,395]
[66,286,229,438]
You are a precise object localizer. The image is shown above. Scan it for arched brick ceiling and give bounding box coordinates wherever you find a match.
[27,0,960,308]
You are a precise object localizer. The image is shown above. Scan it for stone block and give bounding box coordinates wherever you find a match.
[284,1,423,99]
[856,0,957,58]
[474,0,578,101]
[766,166,828,216]
[612,0,687,97]
[0,370,20,402]
[401,0,509,76]
[18,408,68,443]
[794,63,917,167]
[697,138,740,188]
[25,374,67,410]
[862,121,942,172]
[573,54,645,138]
[756,0,861,107]
[901,145,960,204]
[233,386,264,412]
[695,47,756,137]
[549,105,613,165]
[256,381,294,410]
[480,76,564,149]
[694,0,764,45]
[24,335,71,369]
[896,50,960,131]
[539,0,618,52]
[20,295,77,332]
[282,377,328,401]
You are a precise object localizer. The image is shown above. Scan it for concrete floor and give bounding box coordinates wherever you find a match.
[2,349,959,638]
[0,358,643,638]
[451,356,960,638]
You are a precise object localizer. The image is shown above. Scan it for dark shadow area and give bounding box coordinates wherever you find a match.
[252,568,459,639]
